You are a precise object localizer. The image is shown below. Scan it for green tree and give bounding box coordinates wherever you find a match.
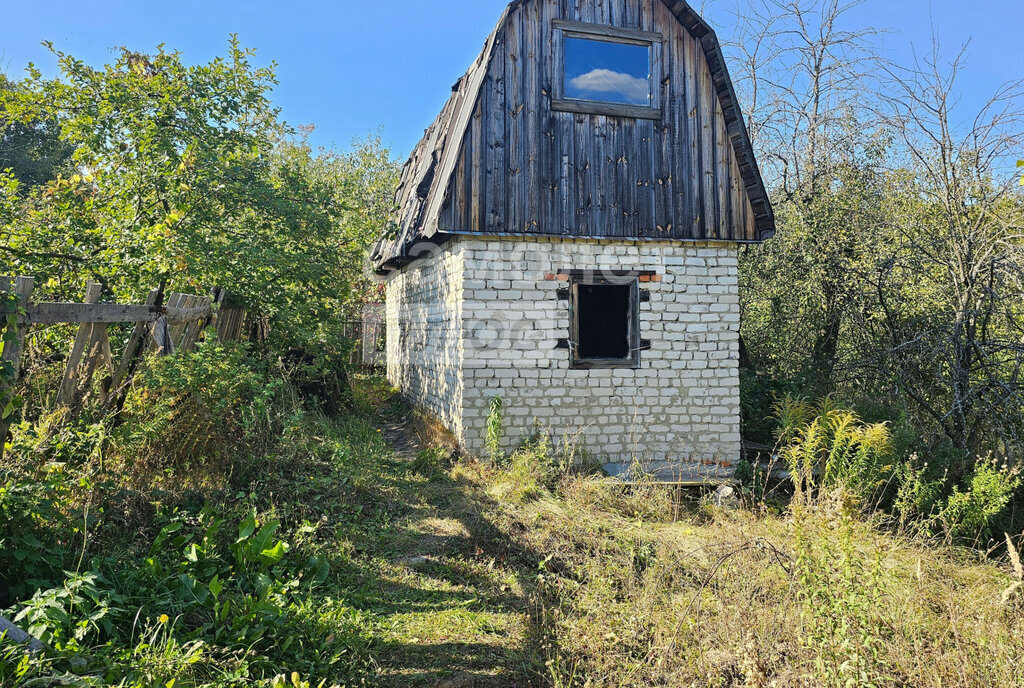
[0,39,396,356]
[0,73,75,188]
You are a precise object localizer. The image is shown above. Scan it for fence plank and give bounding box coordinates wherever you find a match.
[152,316,174,355]
[56,281,103,408]
[0,615,45,655]
[19,301,212,325]
[82,322,114,405]
[108,288,161,412]
[178,295,211,352]
[208,288,228,340]
[169,294,196,347]
[151,294,182,354]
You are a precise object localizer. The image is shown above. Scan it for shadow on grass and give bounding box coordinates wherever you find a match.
[234,380,555,687]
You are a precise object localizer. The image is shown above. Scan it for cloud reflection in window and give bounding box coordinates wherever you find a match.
[564,37,651,106]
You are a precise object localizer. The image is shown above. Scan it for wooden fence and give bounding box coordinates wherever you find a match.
[338,304,386,368]
[0,276,253,463]
[0,277,385,463]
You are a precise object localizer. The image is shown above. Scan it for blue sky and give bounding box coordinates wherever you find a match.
[0,1,1020,159]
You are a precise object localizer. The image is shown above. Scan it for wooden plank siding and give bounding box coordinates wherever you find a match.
[436,0,761,243]
[371,0,772,273]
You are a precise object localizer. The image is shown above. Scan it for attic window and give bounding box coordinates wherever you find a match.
[568,275,641,369]
[564,38,651,105]
[552,20,662,120]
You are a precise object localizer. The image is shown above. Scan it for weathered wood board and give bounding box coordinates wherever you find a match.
[373,0,774,272]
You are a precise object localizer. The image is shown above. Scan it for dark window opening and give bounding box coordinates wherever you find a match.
[577,284,631,359]
[570,277,640,368]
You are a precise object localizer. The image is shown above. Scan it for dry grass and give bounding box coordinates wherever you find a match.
[454,446,1024,688]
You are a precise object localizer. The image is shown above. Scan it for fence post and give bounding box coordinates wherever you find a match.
[1,276,35,465]
[56,281,103,409]
[207,287,227,340]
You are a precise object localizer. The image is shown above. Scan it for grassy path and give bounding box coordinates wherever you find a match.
[348,387,538,687]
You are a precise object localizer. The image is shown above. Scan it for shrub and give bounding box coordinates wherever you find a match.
[892,457,946,529]
[938,458,1020,542]
[0,465,76,604]
[116,335,289,466]
[14,570,125,650]
[1,504,363,684]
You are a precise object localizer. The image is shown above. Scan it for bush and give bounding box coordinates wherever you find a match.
[2,504,367,685]
[116,335,290,467]
[0,465,77,604]
[938,458,1021,542]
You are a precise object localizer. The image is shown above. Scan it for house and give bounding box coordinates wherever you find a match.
[371,0,774,479]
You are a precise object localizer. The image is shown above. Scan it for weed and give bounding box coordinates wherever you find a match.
[938,458,1021,542]
[792,491,888,688]
[409,447,449,477]
[775,397,896,507]
[486,396,504,462]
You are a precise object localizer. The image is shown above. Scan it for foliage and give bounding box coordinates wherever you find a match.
[0,465,76,602]
[775,398,1021,543]
[116,335,287,466]
[477,416,1023,688]
[937,458,1021,541]
[891,458,946,528]
[0,74,75,189]
[775,397,896,506]
[735,458,771,503]
[792,493,888,688]
[4,378,1024,687]
[0,382,382,685]
[0,41,397,361]
[0,289,24,424]
[733,0,1024,514]
[486,395,504,462]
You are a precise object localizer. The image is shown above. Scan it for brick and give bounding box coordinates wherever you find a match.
[386,236,742,475]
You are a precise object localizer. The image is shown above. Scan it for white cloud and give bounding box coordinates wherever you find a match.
[568,69,649,104]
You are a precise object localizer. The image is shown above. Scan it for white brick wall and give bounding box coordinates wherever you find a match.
[385,240,466,437]
[385,235,742,479]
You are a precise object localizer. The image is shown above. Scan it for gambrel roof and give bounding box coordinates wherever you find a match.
[373,0,775,274]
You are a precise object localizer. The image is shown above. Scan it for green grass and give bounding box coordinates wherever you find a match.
[1,376,542,687]
[3,376,1022,687]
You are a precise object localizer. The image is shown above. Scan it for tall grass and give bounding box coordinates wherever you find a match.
[469,409,1024,688]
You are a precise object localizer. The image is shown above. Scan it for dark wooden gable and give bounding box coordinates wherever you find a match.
[373,0,774,273]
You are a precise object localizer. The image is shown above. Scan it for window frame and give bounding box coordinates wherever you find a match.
[568,274,642,370]
[551,19,663,120]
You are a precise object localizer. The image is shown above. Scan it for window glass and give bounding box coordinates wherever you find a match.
[564,36,652,106]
